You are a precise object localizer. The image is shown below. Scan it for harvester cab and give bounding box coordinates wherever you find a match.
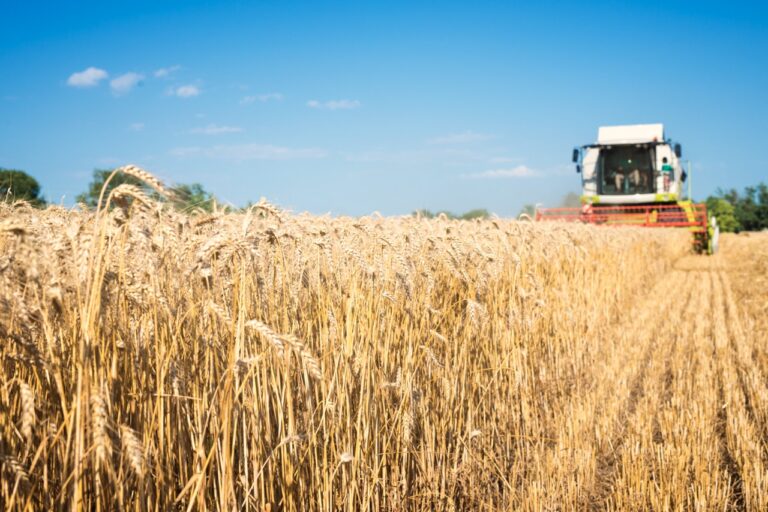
[537,124,719,254]
[576,124,683,204]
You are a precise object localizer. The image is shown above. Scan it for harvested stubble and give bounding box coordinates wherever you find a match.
[0,171,765,510]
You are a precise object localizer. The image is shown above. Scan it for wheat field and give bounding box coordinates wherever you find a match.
[1,169,767,511]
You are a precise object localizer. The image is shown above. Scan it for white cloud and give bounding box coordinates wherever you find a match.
[129,122,145,131]
[110,72,144,94]
[190,124,243,135]
[154,65,181,78]
[170,143,327,160]
[306,99,361,110]
[428,131,495,145]
[172,85,201,98]
[67,67,108,87]
[241,92,284,104]
[464,166,540,179]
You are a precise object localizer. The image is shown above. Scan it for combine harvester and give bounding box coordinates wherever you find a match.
[536,124,719,254]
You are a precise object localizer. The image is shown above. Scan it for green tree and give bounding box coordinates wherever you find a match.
[413,209,436,219]
[705,197,739,232]
[76,169,146,207]
[706,182,768,232]
[77,169,215,212]
[757,183,768,230]
[518,204,536,218]
[171,183,215,212]
[0,168,46,206]
[459,208,490,220]
[742,183,768,231]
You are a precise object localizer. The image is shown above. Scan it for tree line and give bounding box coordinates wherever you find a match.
[705,183,768,232]
[1,168,216,212]
[4,167,768,231]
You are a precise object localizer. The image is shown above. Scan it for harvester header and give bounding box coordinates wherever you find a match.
[537,124,719,253]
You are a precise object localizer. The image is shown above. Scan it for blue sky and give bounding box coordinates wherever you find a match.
[1,0,766,216]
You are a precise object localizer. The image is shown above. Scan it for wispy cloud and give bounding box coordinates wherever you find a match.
[170,143,327,161]
[171,84,201,98]
[307,99,361,110]
[464,166,540,179]
[110,72,144,95]
[241,92,284,104]
[67,67,108,87]
[129,122,145,131]
[154,65,181,78]
[190,124,243,135]
[428,131,495,145]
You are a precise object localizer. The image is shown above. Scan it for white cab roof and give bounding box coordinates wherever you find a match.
[597,124,664,144]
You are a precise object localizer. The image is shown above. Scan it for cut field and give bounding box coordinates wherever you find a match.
[0,175,766,510]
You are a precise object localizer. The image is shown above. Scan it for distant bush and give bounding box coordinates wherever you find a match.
[0,168,46,206]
